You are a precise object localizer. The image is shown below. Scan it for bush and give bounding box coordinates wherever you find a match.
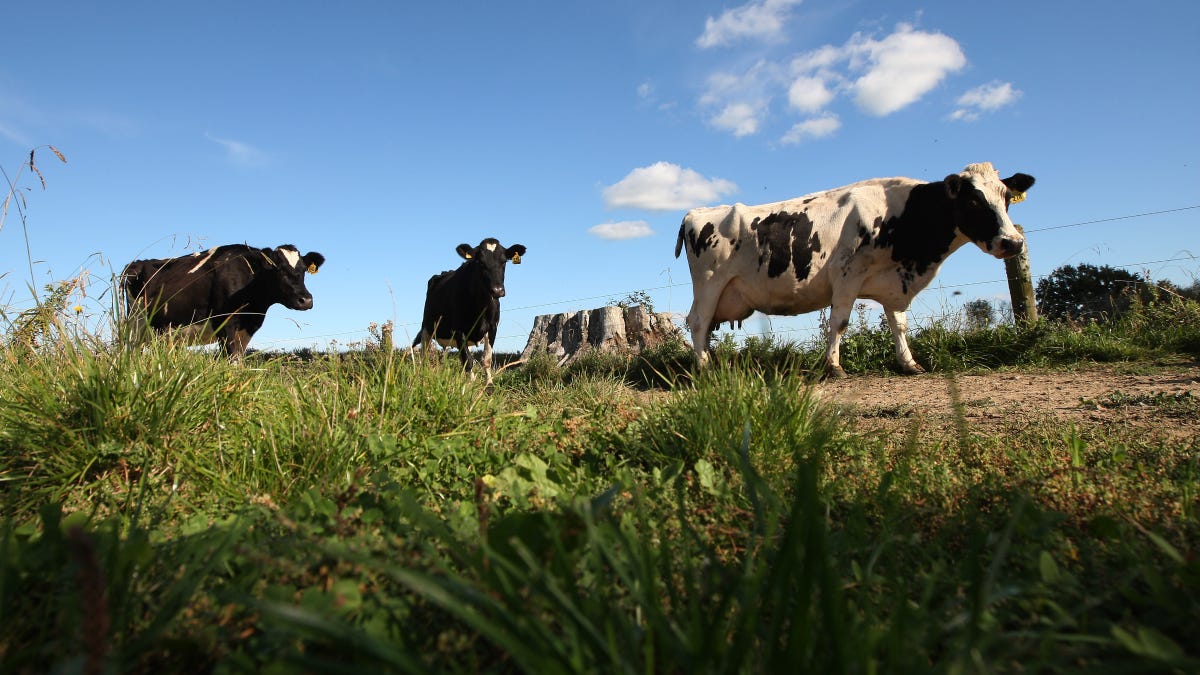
[1036,263,1143,323]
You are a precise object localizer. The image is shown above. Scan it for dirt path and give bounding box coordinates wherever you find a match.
[814,362,1200,440]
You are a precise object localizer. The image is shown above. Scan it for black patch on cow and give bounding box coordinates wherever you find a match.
[688,222,718,257]
[952,183,1008,254]
[874,182,960,279]
[793,228,820,282]
[838,192,853,207]
[750,210,818,280]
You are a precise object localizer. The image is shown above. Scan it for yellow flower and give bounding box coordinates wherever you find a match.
[73,305,84,314]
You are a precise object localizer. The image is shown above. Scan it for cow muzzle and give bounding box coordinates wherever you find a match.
[293,295,314,310]
[997,236,1025,259]
[492,286,506,299]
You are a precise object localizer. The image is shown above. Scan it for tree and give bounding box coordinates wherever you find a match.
[963,298,995,330]
[1035,263,1142,322]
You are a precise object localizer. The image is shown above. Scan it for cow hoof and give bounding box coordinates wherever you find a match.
[901,363,926,375]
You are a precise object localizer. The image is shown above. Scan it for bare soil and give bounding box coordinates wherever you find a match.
[814,361,1200,441]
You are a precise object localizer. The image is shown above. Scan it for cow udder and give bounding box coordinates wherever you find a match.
[712,278,756,325]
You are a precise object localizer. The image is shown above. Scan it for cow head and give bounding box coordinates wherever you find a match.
[944,163,1035,259]
[456,238,527,299]
[261,245,326,310]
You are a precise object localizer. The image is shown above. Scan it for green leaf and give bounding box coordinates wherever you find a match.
[1038,551,1060,584]
[59,511,91,533]
[1112,625,1186,661]
[331,578,362,613]
[1141,528,1185,565]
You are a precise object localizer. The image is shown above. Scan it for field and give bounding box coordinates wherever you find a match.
[2,298,1199,673]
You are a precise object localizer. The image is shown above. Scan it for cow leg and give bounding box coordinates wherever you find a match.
[456,334,475,378]
[481,337,494,386]
[220,328,252,361]
[823,291,859,379]
[884,309,925,374]
[684,303,712,366]
[124,305,150,348]
[690,278,754,367]
[408,330,430,361]
[481,325,499,386]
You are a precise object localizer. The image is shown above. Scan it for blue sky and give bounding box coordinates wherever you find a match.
[2,1,1198,354]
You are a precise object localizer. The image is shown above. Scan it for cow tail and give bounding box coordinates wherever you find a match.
[119,264,139,309]
[674,221,686,259]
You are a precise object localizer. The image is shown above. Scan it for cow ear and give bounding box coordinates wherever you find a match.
[1003,173,1035,201]
[944,174,963,199]
[456,243,474,260]
[304,252,325,274]
[507,244,527,264]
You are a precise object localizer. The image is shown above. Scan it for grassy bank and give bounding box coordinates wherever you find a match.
[1,295,1199,673]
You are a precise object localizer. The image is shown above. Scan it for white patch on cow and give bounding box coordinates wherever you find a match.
[485,242,497,252]
[187,247,218,274]
[280,247,301,269]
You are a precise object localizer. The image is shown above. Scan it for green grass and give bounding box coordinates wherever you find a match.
[1,295,1199,673]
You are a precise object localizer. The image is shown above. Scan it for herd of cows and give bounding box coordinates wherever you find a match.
[121,162,1033,381]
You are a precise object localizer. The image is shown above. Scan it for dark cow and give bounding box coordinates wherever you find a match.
[674,162,1034,377]
[121,243,325,358]
[412,238,526,385]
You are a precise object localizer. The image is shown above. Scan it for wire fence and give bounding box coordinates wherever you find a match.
[250,251,1199,350]
[4,205,1198,351]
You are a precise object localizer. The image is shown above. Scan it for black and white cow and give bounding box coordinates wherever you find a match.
[674,162,1034,377]
[121,244,325,358]
[411,238,526,385]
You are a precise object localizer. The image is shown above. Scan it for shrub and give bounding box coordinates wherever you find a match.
[1036,263,1143,322]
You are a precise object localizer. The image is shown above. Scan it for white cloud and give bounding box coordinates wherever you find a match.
[696,0,805,49]
[637,82,653,99]
[790,45,842,74]
[588,220,655,240]
[699,61,778,137]
[847,24,966,116]
[697,23,970,140]
[700,63,774,107]
[603,162,738,211]
[787,75,835,113]
[950,80,1022,121]
[711,101,766,137]
[0,120,32,148]
[781,113,841,144]
[205,133,269,167]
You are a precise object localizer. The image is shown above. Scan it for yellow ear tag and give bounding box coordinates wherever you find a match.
[307,263,318,274]
[512,253,521,264]
[1009,191,1026,204]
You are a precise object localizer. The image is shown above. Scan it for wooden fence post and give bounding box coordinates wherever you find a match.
[1005,224,1038,325]
[381,321,394,352]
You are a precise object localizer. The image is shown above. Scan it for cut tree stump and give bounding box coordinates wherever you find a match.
[520,305,683,365]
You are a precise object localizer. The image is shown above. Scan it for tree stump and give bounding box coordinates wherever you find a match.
[520,305,683,365]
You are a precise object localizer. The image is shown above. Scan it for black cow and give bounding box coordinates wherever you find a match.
[412,238,526,384]
[121,243,325,358]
